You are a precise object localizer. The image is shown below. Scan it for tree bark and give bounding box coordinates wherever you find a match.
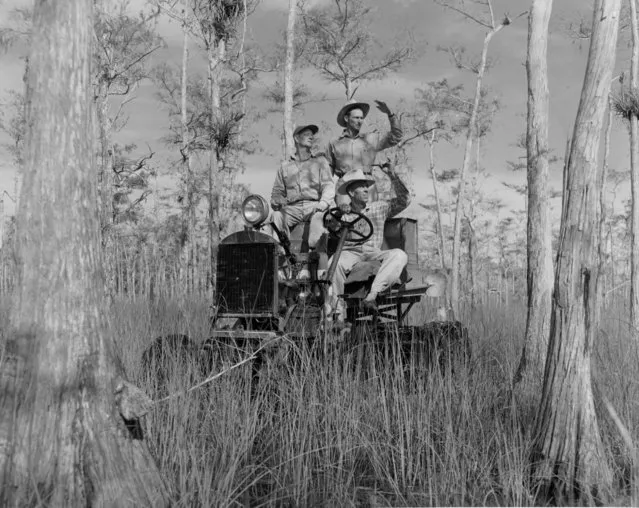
[601,95,614,308]
[95,82,119,303]
[207,38,224,292]
[0,1,168,505]
[532,0,621,502]
[428,132,447,270]
[96,85,114,229]
[236,0,249,140]
[283,0,296,159]
[629,0,639,332]
[345,74,353,100]
[467,220,476,310]
[514,0,554,386]
[450,22,506,318]
[180,1,196,295]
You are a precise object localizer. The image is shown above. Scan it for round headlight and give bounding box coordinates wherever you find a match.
[242,195,269,226]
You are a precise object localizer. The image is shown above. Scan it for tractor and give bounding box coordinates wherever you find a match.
[142,194,470,389]
[213,194,435,336]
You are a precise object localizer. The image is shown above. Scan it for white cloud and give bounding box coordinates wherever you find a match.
[262,0,331,11]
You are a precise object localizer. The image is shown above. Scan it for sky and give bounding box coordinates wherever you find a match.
[0,0,631,232]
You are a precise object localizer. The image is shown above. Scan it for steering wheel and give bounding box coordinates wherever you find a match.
[323,207,374,246]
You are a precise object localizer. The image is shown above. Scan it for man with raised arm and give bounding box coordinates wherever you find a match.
[327,160,411,319]
[269,124,334,278]
[327,100,402,205]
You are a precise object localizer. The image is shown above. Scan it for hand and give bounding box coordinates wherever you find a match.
[338,202,351,214]
[378,157,395,176]
[374,100,392,116]
[314,202,328,213]
[271,198,285,211]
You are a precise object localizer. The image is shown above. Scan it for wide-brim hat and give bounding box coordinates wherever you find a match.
[337,102,370,127]
[338,168,375,195]
[293,124,319,137]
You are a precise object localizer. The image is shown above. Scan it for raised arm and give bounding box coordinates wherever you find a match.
[383,161,411,218]
[374,100,402,151]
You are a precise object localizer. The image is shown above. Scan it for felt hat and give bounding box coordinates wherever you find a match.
[336,102,370,127]
[338,168,375,194]
[293,124,319,137]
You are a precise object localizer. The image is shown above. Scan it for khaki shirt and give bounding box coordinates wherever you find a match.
[270,153,335,208]
[327,115,402,178]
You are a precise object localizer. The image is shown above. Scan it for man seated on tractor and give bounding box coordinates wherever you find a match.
[327,161,411,319]
[269,124,335,278]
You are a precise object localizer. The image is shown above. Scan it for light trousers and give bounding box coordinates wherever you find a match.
[269,200,326,248]
[327,248,408,313]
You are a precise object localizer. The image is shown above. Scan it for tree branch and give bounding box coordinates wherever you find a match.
[398,127,438,149]
[434,0,492,29]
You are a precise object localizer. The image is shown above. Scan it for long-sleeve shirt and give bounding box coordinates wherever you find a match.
[326,114,402,178]
[345,172,411,253]
[270,153,335,208]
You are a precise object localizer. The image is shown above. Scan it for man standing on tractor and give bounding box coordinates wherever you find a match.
[269,124,334,278]
[327,100,402,205]
[327,161,411,319]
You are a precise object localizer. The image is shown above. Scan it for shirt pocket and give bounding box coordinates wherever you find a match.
[299,168,320,198]
[306,162,321,185]
[284,167,300,189]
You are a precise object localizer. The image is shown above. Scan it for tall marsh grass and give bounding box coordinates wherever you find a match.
[2,295,639,506]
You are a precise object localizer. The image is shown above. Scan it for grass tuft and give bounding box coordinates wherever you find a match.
[2,294,639,506]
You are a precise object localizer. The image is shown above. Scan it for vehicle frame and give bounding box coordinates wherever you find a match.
[208,194,439,345]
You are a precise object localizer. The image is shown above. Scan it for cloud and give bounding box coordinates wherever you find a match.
[262,0,331,11]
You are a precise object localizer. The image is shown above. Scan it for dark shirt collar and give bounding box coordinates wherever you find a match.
[290,151,320,161]
[351,203,369,214]
[339,129,363,140]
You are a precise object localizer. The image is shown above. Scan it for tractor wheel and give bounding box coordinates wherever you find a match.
[282,302,323,338]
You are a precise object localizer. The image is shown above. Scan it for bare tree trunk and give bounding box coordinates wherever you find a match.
[450,21,507,318]
[236,0,249,139]
[283,0,296,158]
[0,196,4,252]
[514,0,554,387]
[629,0,639,331]
[428,133,447,269]
[207,38,224,293]
[179,5,196,295]
[601,95,614,309]
[532,0,621,502]
[96,87,114,228]
[468,221,476,310]
[0,1,168,504]
[0,195,4,295]
[95,83,119,302]
[345,75,353,100]
[609,220,616,292]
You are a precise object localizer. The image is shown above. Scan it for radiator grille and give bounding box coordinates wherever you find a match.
[216,243,277,314]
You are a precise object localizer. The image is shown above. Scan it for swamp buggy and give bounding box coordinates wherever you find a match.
[143,194,470,385]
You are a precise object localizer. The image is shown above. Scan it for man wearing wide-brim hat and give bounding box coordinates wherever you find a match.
[327,99,402,205]
[326,160,411,316]
[269,124,334,278]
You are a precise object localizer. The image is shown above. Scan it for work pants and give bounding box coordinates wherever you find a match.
[269,200,326,248]
[326,248,408,315]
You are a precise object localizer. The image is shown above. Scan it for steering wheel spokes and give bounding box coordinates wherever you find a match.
[323,207,374,246]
